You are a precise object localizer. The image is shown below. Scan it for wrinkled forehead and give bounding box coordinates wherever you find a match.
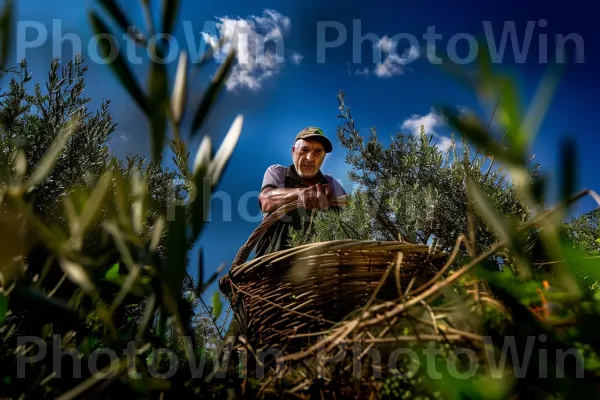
[294,138,325,151]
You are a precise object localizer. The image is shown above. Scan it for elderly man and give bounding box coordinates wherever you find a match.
[254,127,346,257]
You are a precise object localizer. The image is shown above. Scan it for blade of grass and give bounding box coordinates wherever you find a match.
[148,57,168,161]
[164,204,187,295]
[495,75,525,153]
[75,169,113,238]
[211,291,222,320]
[559,136,577,210]
[111,163,133,232]
[192,134,211,179]
[59,257,96,296]
[0,0,13,70]
[89,11,149,115]
[190,172,209,242]
[190,49,236,137]
[161,0,180,35]
[0,293,7,325]
[171,51,188,124]
[98,0,138,38]
[521,62,565,147]
[206,114,243,185]
[438,105,521,165]
[23,115,80,192]
[466,176,531,278]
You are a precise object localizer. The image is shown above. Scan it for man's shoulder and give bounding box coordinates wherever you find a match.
[322,173,347,196]
[261,164,287,190]
[264,164,287,179]
[323,173,341,182]
[322,172,342,185]
[266,164,286,173]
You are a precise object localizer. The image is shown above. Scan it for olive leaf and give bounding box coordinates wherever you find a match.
[190,49,236,137]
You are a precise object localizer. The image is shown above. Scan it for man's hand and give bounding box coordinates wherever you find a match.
[259,184,333,214]
[298,184,331,211]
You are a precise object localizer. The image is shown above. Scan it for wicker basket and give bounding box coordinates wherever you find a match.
[218,197,449,352]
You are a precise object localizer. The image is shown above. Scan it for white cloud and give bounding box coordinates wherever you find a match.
[437,136,454,152]
[202,9,302,91]
[374,56,404,77]
[354,36,420,78]
[401,109,446,136]
[290,52,303,65]
[400,109,457,151]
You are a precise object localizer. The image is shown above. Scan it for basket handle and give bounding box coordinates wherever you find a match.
[231,195,347,268]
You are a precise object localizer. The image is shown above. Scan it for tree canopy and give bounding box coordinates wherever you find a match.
[290,91,541,261]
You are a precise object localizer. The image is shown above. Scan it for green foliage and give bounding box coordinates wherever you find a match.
[291,92,537,259]
[290,38,600,400]
[0,0,238,397]
[0,0,599,398]
[0,57,115,225]
[562,209,600,255]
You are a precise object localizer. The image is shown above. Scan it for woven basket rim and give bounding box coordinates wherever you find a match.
[219,238,449,298]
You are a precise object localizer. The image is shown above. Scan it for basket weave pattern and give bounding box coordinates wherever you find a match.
[219,198,449,352]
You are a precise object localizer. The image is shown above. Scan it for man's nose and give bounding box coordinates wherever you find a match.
[306,151,314,161]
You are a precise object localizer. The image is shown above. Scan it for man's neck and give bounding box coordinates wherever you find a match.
[302,176,319,186]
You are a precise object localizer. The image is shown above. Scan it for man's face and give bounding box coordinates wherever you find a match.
[292,139,326,179]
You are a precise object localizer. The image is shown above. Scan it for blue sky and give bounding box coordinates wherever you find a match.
[9,0,600,308]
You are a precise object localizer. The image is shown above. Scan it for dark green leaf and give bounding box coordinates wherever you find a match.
[190,49,236,136]
[148,58,168,161]
[0,293,7,325]
[197,248,204,290]
[562,240,600,284]
[521,63,565,146]
[0,0,13,69]
[466,177,511,244]
[135,292,156,344]
[99,0,134,36]
[496,75,525,152]
[467,176,532,278]
[164,205,187,296]
[191,171,209,241]
[105,262,121,280]
[192,35,225,67]
[476,37,493,85]
[476,267,542,306]
[77,169,113,237]
[89,11,149,115]
[211,291,222,320]
[161,0,180,35]
[559,136,577,205]
[12,283,82,325]
[111,164,132,231]
[156,306,168,341]
[439,105,522,165]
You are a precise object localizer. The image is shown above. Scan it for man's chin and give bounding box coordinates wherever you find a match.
[298,168,317,177]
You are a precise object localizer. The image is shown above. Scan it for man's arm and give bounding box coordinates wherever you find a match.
[258,187,302,214]
[259,184,331,214]
[258,165,289,214]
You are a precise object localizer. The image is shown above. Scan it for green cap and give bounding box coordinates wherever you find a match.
[294,127,332,153]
